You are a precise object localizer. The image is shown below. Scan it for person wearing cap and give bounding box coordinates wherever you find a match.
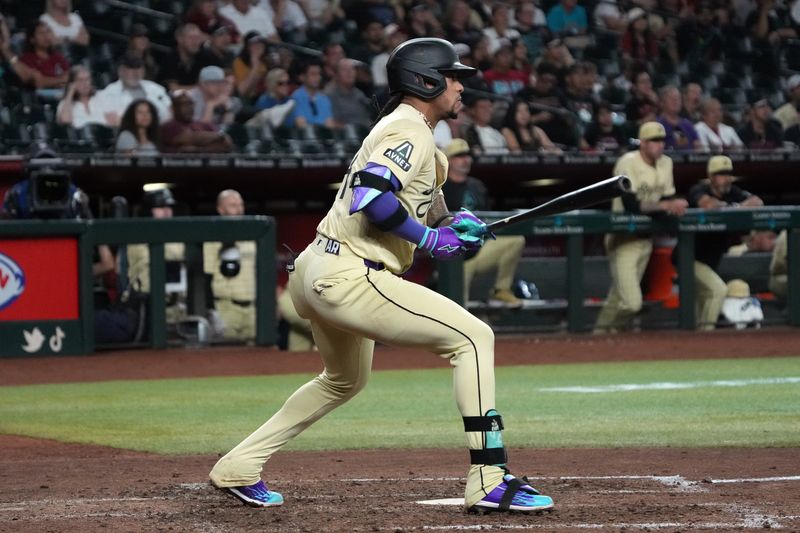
[482,39,528,97]
[190,65,241,128]
[219,0,279,43]
[674,155,763,330]
[594,121,688,333]
[95,52,172,126]
[158,23,205,92]
[442,138,525,308]
[773,74,800,130]
[197,22,236,73]
[694,97,744,152]
[737,97,784,150]
[161,90,233,153]
[125,187,187,326]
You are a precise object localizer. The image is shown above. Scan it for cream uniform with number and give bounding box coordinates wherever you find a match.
[595,149,675,331]
[209,103,504,508]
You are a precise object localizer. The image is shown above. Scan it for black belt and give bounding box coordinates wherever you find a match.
[364,259,385,271]
[216,298,253,307]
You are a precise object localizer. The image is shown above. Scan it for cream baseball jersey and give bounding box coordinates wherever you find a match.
[316,103,448,274]
[610,150,675,213]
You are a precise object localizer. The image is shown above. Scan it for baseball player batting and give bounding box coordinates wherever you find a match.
[209,38,554,513]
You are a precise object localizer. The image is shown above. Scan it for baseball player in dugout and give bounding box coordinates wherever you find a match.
[442,138,525,308]
[203,189,257,341]
[209,38,554,513]
[674,156,763,330]
[594,121,689,333]
[125,187,187,325]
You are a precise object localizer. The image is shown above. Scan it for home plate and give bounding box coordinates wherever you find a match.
[417,498,464,506]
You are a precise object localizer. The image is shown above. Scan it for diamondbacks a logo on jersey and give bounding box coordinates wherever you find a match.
[383,141,414,172]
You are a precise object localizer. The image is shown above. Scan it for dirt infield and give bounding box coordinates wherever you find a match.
[1,329,799,531]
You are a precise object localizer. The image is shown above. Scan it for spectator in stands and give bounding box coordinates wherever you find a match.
[483,39,528,97]
[519,63,576,147]
[233,31,270,102]
[203,189,257,341]
[114,99,161,156]
[326,58,374,129]
[126,187,187,326]
[19,20,69,90]
[158,23,205,92]
[56,65,112,128]
[464,96,510,155]
[251,68,296,127]
[582,101,626,152]
[515,0,550,62]
[484,2,521,54]
[320,42,346,85]
[674,156,763,330]
[126,23,159,81]
[444,0,485,45]
[259,0,309,44]
[160,90,233,153]
[657,85,702,151]
[728,230,777,256]
[546,0,588,38]
[695,97,745,152]
[769,229,788,304]
[0,16,40,87]
[773,74,800,130]
[219,0,280,43]
[621,8,659,69]
[746,0,795,80]
[405,2,444,39]
[301,0,346,42]
[737,98,784,149]
[185,0,234,36]
[442,138,525,308]
[675,1,724,67]
[594,122,688,333]
[39,0,89,48]
[287,59,334,129]
[536,37,574,81]
[371,24,408,93]
[624,68,659,118]
[197,22,236,73]
[500,99,561,153]
[593,0,626,33]
[561,62,595,125]
[681,82,704,123]
[349,19,386,65]
[95,53,172,127]
[190,66,241,128]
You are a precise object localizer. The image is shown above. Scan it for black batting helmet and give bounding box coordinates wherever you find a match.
[386,38,476,100]
[142,187,176,210]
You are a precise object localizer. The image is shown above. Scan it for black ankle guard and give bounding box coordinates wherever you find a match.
[462,414,504,432]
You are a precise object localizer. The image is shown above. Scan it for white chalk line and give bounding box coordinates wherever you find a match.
[711,475,800,483]
[539,376,800,393]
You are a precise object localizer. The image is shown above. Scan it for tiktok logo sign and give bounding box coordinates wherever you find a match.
[0,252,25,311]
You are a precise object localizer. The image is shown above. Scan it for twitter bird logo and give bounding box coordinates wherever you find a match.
[22,327,45,353]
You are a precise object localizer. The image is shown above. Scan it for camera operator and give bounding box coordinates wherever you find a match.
[2,141,90,220]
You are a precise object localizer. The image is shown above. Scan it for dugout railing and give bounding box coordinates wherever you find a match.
[436,207,800,332]
[0,216,276,357]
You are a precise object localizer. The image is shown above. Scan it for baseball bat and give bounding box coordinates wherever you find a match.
[471,175,632,236]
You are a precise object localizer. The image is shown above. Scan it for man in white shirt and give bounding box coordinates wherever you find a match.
[219,0,280,43]
[694,97,744,152]
[464,96,510,155]
[258,0,308,41]
[95,53,172,126]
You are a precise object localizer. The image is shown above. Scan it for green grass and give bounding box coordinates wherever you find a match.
[0,357,798,454]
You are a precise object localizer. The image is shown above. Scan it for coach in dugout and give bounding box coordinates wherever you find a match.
[442,138,525,308]
[594,121,688,333]
[673,155,763,330]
